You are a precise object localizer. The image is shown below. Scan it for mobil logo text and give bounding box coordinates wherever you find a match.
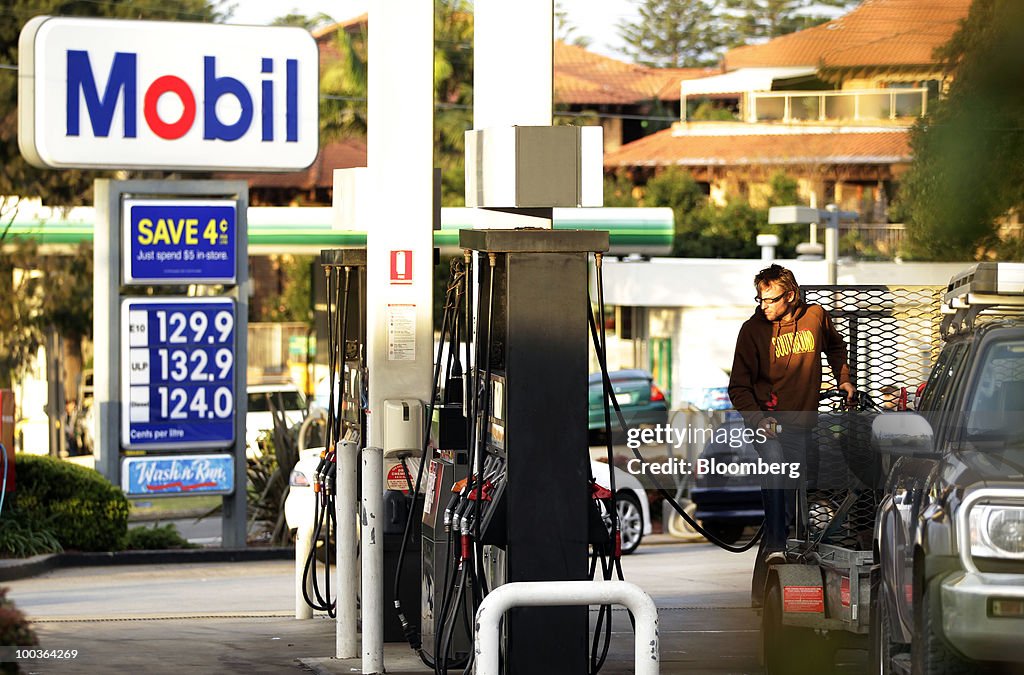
[67,50,300,143]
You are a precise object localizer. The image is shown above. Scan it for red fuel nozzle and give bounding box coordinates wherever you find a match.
[467,479,494,502]
[590,482,612,500]
[461,533,471,562]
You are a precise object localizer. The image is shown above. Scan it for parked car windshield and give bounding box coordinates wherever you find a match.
[248,390,306,413]
[965,339,1024,442]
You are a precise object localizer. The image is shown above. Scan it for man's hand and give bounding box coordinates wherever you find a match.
[839,382,856,404]
[758,416,779,439]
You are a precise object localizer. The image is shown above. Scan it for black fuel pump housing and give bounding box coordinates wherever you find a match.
[461,228,608,675]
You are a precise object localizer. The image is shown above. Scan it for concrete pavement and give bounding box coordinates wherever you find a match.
[4,543,769,674]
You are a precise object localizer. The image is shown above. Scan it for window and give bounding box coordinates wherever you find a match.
[965,340,1024,440]
[248,390,306,412]
[919,342,967,419]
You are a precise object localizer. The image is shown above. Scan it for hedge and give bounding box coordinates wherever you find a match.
[12,454,129,552]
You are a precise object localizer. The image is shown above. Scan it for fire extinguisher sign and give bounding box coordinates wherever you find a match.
[390,250,412,284]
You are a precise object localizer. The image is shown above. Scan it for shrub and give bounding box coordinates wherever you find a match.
[12,454,129,552]
[0,586,37,673]
[0,519,62,558]
[124,523,197,550]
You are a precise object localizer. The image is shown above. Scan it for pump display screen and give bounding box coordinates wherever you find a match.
[120,297,237,450]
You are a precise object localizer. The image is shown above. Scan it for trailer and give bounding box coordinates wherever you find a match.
[758,285,944,675]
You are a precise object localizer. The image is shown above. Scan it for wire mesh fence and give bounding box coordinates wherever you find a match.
[800,285,944,549]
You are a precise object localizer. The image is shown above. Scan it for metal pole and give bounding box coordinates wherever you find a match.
[361,445,384,674]
[336,439,359,658]
[294,523,313,620]
[825,204,839,285]
[475,581,660,675]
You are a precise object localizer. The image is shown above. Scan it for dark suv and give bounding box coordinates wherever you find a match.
[872,263,1024,675]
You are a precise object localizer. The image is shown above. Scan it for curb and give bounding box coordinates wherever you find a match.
[0,547,293,583]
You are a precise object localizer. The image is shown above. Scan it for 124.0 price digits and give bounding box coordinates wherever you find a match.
[157,386,233,420]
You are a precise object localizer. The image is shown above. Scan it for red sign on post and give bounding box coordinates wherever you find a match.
[390,250,413,284]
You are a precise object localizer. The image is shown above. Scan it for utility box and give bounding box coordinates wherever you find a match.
[0,390,15,491]
[464,126,603,209]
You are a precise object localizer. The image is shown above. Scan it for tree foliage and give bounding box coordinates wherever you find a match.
[318,1,472,205]
[556,1,591,48]
[723,0,859,42]
[617,0,726,68]
[619,167,806,258]
[255,255,314,324]
[898,0,1024,260]
[320,24,368,142]
[433,0,474,206]
[271,12,335,31]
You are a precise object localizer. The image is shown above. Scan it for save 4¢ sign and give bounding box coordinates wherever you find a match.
[124,199,236,284]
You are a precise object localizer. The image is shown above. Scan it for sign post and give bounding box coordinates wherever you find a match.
[18,15,318,549]
[95,179,249,548]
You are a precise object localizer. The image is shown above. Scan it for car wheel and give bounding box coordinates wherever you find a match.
[615,492,644,555]
[701,521,745,546]
[871,579,904,675]
[911,578,975,675]
[762,579,829,675]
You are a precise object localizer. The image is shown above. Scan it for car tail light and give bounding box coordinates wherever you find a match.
[650,385,665,402]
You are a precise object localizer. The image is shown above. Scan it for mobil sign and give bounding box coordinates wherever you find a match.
[18,16,319,172]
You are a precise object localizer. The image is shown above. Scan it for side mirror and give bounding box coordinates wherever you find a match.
[872,412,936,457]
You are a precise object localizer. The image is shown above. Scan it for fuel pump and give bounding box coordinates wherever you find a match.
[459,228,608,675]
[398,232,632,675]
[419,261,472,664]
[301,249,367,617]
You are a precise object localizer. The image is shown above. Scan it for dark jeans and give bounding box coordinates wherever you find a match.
[750,428,810,602]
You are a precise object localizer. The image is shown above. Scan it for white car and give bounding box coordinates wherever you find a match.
[284,450,652,554]
[246,384,308,457]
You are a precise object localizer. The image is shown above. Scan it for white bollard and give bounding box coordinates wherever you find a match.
[336,439,359,658]
[294,522,314,620]
[361,446,384,674]
[475,581,660,675]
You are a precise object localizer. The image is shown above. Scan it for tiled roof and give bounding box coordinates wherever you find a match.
[554,41,717,104]
[312,13,367,40]
[724,0,972,70]
[217,138,367,191]
[604,126,911,167]
[312,17,716,106]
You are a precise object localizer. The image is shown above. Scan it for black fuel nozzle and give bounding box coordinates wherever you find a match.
[324,457,338,496]
[443,492,462,531]
[313,448,330,492]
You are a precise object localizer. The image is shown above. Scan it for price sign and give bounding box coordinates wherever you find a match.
[123,199,237,285]
[121,297,236,450]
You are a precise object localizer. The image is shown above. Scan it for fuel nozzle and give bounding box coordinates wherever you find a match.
[313,448,330,493]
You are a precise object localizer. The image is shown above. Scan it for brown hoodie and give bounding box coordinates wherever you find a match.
[728,302,851,430]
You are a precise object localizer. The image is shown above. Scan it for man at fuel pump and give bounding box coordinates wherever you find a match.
[727,264,854,605]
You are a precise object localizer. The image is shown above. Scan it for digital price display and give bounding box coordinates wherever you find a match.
[121,298,237,450]
[123,199,237,285]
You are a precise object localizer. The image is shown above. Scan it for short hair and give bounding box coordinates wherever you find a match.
[754,264,800,295]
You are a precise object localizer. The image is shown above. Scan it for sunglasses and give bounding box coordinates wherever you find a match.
[756,292,788,305]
